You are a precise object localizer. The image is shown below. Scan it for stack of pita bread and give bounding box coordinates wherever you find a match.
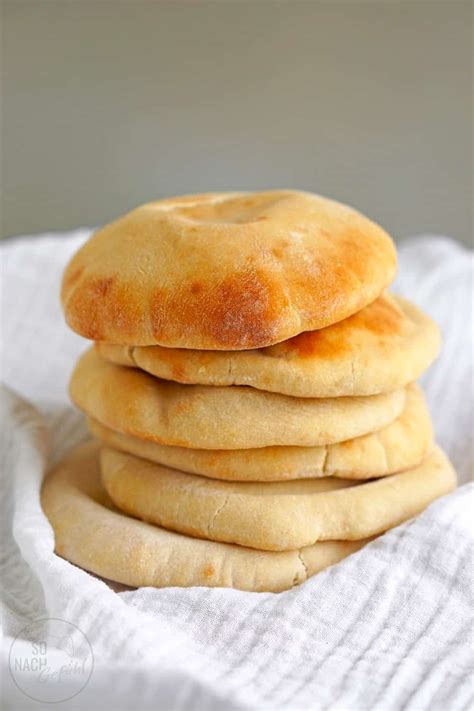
[42,191,456,592]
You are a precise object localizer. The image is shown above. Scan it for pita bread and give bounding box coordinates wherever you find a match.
[87,383,432,481]
[97,295,439,397]
[100,445,455,551]
[61,191,396,349]
[41,441,369,593]
[71,349,406,449]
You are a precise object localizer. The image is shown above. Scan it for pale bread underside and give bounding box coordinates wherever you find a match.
[70,348,406,449]
[87,383,432,481]
[100,445,456,551]
[41,441,369,593]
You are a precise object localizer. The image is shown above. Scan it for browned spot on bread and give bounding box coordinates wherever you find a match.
[283,295,402,359]
[140,346,188,381]
[66,277,143,342]
[67,277,114,338]
[351,296,403,335]
[65,285,105,340]
[92,277,114,296]
[207,270,275,346]
[79,322,104,341]
[285,329,351,359]
[170,361,185,381]
[150,268,288,349]
[202,564,215,578]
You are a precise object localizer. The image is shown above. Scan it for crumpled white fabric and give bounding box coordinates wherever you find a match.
[0,231,473,710]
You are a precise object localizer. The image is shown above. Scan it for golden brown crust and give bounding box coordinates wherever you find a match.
[100,445,456,552]
[70,348,406,449]
[41,441,369,592]
[61,191,397,349]
[86,383,433,481]
[97,295,440,397]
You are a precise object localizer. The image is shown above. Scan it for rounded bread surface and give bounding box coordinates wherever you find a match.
[71,348,406,449]
[41,441,369,592]
[62,190,397,349]
[87,383,432,481]
[100,444,456,551]
[97,294,439,397]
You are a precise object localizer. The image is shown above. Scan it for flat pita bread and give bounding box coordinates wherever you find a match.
[97,294,439,397]
[61,190,396,349]
[100,445,456,551]
[41,441,369,593]
[71,349,406,449]
[87,383,432,481]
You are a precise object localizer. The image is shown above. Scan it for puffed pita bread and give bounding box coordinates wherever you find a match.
[41,441,369,593]
[97,295,439,397]
[71,349,406,449]
[61,190,396,349]
[101,445,456,551]
[87,383,432,481]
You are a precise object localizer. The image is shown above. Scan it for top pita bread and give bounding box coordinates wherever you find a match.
[61,191,396,349]
[97,294,439,397]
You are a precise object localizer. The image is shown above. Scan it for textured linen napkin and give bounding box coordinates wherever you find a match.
[0,231,472,710]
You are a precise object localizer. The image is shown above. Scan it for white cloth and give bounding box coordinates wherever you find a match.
[0,231,472,711]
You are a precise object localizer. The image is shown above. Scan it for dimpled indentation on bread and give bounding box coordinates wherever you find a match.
[165,191,287,224]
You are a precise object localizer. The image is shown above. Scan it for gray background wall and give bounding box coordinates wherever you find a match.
[1,0,472,245]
